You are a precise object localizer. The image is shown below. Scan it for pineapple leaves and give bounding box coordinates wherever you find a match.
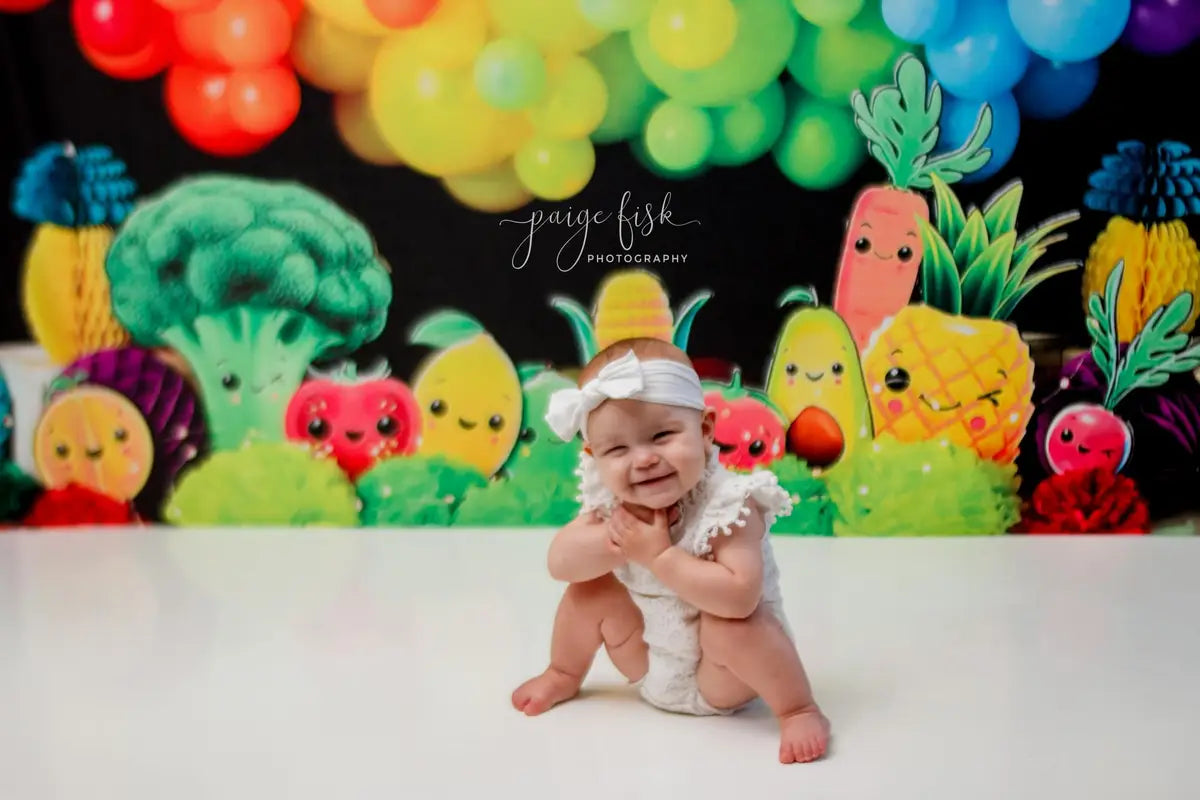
[850,53,940,190]
[994,262,1080,321]
[932,173,966,248]
[953,210,989,268]
[1012,210,1079,275]
[982,181,1022,243]
[917,214,961,314]
[1106,270,1200,408]
[961,232,1015,318]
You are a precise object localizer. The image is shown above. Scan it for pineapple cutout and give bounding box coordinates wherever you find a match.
[862,175,1081,464]
[549,269,712,363]
[11,142,137,366]
[1045,260,1200,476]
[1082,140,1200,343]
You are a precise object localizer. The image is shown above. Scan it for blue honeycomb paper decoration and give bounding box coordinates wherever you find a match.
[1084,140,1200,220]
[11,142,138,228]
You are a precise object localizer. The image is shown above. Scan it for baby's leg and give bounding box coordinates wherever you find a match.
[512,573,647,716]
[696,607,830,764]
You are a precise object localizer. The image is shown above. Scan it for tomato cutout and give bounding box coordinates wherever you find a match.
[285,360,421,480]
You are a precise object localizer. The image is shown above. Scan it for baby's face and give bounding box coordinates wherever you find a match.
[585,399,714,509]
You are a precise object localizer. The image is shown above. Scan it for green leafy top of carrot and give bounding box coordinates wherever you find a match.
[915,174,1080,320]
[850,53,994,190]
[1087,261,1200,410]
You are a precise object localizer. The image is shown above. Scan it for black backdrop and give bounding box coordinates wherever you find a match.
[2,3,1197,386]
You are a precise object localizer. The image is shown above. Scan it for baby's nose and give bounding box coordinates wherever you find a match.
[633,448,660,467]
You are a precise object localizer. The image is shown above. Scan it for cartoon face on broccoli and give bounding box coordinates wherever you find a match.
[104,175,393,451]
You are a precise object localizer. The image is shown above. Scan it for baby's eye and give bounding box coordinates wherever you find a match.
[653,430,675,441]
[604,445,627,456]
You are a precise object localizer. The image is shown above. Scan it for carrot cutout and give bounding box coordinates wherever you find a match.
[833,53,994,351]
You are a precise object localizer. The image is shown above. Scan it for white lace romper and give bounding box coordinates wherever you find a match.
[576,446,796,716]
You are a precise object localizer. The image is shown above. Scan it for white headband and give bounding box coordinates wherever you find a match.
[545,350,706,442]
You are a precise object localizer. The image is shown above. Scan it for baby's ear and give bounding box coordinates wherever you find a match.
[700,407,716,443]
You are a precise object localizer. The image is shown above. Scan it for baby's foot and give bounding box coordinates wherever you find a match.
[511,667,581,716]
[778,705,831,764]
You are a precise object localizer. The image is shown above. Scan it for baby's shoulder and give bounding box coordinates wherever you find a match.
[683,466,793,557]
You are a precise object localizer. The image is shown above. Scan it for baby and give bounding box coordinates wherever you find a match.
[512,338,830,764]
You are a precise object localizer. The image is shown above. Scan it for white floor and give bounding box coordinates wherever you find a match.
[0,529,1197,799]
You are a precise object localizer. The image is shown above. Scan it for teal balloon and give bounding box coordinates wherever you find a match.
[708,80,786,166]
[578,0,654,30]
[787,4,909,103]
[631,136,710,180]
[644,99,715,171]
[772,89,866,189]
[473,38,547,111]
[630,0,797,107]
[587,33,664,143]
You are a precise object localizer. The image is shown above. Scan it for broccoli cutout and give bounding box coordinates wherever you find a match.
[357,455,488,526]
[162,441,360,526]
[105,175,393,450]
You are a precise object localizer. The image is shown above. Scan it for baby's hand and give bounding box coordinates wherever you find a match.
[609,504,672,568]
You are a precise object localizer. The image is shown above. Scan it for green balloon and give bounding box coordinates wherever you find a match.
[578,0,654,30]
[630,0,797,107]
[772,89,866,190]
[586,33,664,143]
[786,5,908,104]
[644,98,714,171]
[630,136,710,181]
[791,0,864,27]
[707,79,786,166]
[474,38,548,111]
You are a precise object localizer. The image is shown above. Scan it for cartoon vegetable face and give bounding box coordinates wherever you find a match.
[104,175,393,451]
[33,386,155,501]
[1043,260,1200,474]
[499,364,580,479]
[285,360,421,480]
[1044,403,1133,473]
[832,54,994,351]
[409,310,522,477]
[765,287,873,469]
[703,369,786,471]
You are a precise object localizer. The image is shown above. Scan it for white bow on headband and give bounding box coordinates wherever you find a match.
[544,350,706,442]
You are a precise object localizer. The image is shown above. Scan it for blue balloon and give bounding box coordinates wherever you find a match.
[1007,0,1131,63]
[1013,56,1099,119]
[925,0,1031,100]
[882,0,958,44]
[935,91,1020,183]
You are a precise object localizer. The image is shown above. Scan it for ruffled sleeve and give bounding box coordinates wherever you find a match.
[574,450,617,517]
[688,467,793,559]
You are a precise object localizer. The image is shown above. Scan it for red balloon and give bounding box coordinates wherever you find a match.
[71,0,161,56]
[277,0,303,23]
[0,0,54,11]
[228,64,301,136]
[153,0,219,10]
[365,0,439,28]
[164,63,275,156]
[79,14,175,79]
[210,0,293,67]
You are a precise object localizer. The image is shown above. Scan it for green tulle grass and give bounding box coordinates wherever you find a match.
[161,441,360,526]
[455,467,581,527]
[0,461,42,522]
[761,456,835,536]
[824,437,1021,536]
[357,455,488,526]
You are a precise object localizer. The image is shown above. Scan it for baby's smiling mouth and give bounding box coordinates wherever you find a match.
[635,472,675,487]
[919,393,962,412]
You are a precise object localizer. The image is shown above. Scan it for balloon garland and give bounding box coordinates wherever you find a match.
[1,0,1195,210]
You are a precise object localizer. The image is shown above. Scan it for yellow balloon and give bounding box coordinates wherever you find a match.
[526,55,609,139]
[487,0,607,53]
[304,0,390,36]
[334,92,402,165]
[390,0,489,70]
[514,136,596,200]
[648,0,738,70]
[442,159,534,213]
[370,40,531,176]
[292,14,382,93]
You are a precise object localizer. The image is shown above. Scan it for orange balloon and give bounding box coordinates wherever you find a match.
[333,92,401,165]
[164,63,276,156]
[173,5,223,66]
[228,64,301,136]
[211,0,293,68]
[278,0,303,22]
[365,0,439,28]
[79,16,176,79]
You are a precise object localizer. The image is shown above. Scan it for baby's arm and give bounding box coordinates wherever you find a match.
[546,510,626,583]
[649,502,766,619]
